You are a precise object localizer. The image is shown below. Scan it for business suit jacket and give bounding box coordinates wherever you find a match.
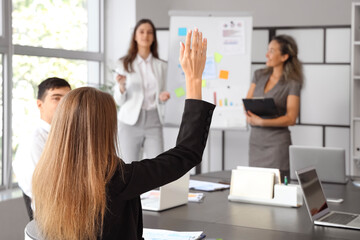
[101,99,215,239]
[24,100,215,240]
[113,57,167,125]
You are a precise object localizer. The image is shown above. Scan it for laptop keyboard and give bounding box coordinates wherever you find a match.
[322,213,358,225]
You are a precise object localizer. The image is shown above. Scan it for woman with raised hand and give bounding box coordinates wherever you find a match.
[113,19,170,163]
[32,28,214,240]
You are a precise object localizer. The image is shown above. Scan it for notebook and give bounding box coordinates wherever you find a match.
[290,146,347,183]
[141,172,190,212]
[296,167,360,230]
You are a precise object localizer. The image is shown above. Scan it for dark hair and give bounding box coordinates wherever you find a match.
[37,77,71,100]
[121,19,159,73]
[265,35,303,85]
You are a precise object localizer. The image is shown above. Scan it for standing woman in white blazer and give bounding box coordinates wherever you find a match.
[113,19,170,163]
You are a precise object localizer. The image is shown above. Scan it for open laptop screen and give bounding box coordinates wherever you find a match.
[297,168,328,217]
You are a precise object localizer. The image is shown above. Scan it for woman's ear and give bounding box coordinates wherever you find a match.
[281,54,289,62]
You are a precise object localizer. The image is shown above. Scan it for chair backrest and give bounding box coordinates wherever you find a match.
[289,145,347,184]
[25,220,41,240]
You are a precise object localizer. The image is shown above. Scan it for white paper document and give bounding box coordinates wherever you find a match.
[141,190,205,203]
[189,179,230,192]
[143,228,204,240]
[188,192,205,202]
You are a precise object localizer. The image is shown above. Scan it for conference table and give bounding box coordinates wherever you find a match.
[143,171,360,240]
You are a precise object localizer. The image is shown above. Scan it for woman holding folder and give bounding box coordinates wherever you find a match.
[245,35,303,181]
[32,28,213,240]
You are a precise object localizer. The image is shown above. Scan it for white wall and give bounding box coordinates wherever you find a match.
[136,0,353,28]
[105,0,356,174]
[105,0,136,86]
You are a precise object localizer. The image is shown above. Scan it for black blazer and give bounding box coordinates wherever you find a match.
[101,99,215,239]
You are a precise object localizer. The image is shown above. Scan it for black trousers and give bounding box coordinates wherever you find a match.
[22,192,33,221]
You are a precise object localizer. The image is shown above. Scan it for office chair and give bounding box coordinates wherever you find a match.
[22,192,33,221]
[289,145,347,184]
[25,220,40,240]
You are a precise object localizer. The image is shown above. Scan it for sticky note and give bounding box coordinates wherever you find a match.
[214,52,223,63]
[202,79,206,87]
[178,28,187,36]
[219,70,229,79]
[175,87,185,97]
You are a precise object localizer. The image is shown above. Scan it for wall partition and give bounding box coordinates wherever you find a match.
[157,24,351,174]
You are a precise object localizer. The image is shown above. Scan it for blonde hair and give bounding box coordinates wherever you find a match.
[32,87,122,240]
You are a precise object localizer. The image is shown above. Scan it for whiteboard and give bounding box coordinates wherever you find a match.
[164,12,252,129]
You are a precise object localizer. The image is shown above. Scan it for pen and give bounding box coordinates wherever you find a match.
[111,69,125,76]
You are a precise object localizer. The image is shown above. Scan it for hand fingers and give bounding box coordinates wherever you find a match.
[116,75,121,83]
[185,30,192,56]
[117,75,126,83]
[192,28,199,53]
[179,42,185,61]
[198,31,203,54]
[202,38,207,59]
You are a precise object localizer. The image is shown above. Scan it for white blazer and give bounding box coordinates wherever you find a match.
[113,57,167,125]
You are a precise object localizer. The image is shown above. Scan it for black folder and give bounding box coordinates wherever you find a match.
[242,98,278,118]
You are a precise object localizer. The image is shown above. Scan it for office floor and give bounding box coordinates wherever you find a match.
[0,189,29,240]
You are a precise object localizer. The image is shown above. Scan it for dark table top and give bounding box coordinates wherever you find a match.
[143,171,360,240]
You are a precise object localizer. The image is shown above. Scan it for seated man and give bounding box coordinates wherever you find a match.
[12,77,71,220]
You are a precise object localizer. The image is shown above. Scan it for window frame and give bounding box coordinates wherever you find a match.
[0,0,105,190]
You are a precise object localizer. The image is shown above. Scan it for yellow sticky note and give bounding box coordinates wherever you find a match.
[214,52,223,63]
[202,79,206,87]
[219,70,229,79]
[175,87,185,97]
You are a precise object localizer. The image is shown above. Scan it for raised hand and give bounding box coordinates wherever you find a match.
[179,28,207,100]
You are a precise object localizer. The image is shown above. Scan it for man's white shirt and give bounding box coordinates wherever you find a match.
[12,119,50,199]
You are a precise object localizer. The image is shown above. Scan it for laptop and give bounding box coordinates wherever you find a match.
[141,172,190,211]
[290,146,347,183]
[296,167,360,230]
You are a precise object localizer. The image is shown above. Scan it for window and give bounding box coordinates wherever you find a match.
[12,0,100,52]
[0,56,2,186]
[0,1,3,36]
[0,0,104,189]
[11,56,94,163]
